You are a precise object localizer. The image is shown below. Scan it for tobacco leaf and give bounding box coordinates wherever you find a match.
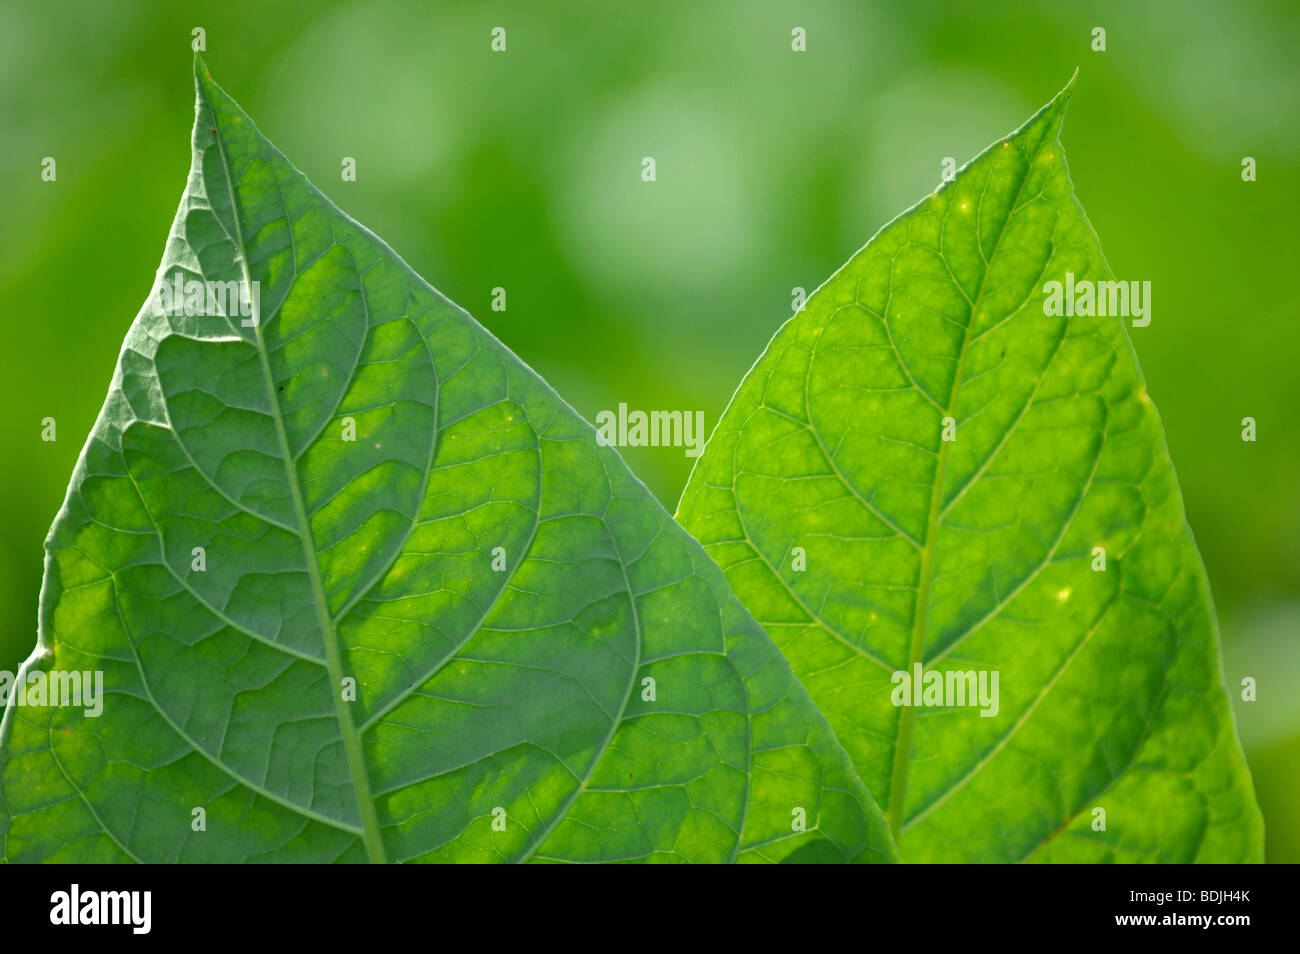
[0,60,896,864]
[676,77,1262,862]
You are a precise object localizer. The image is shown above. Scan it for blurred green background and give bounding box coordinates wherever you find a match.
[1,0,1296,860]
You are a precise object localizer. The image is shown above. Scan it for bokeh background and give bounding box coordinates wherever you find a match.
[2,0,1296,860]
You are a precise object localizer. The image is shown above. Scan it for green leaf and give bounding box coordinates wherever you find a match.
[676,76,1263,862]
[0,59,896,864]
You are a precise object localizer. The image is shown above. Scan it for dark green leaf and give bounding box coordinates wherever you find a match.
[0,60,895,864]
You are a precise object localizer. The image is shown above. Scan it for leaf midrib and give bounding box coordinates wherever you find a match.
[882,124,1052,845]
[203,85,388,863]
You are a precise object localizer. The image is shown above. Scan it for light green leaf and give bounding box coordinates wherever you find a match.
[676,77,1262,862]
[0,60,896,864]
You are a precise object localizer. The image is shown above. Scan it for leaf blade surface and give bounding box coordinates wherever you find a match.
[0,61,896,865]
[676,78,1262,862]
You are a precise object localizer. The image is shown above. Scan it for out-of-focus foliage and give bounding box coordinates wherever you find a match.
[1,0,1295,860]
